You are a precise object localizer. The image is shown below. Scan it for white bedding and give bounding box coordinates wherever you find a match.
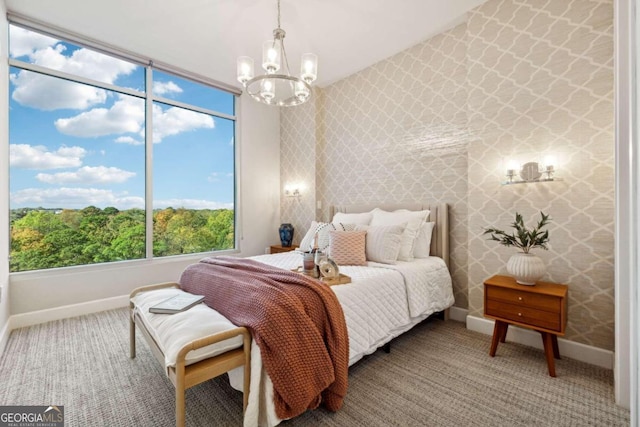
[228,251,454,427]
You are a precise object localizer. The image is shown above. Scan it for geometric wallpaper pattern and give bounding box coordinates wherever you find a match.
[281,0,614,350]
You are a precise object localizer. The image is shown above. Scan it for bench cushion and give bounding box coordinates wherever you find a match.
[131,288,244,368]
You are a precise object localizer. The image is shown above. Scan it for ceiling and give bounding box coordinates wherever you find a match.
[5,0,487,89]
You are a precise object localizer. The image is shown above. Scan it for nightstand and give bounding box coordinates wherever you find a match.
[483,275,568,377]
[270,244,298,254]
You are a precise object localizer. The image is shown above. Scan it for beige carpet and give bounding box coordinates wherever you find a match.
[0,308,630,426]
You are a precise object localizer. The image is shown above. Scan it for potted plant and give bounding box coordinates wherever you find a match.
[483,212,551,285]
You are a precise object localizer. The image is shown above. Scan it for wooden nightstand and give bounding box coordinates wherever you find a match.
[484,275,568,377]
[270,244,298,254]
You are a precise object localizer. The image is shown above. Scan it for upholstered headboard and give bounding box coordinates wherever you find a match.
[329,203,450,269]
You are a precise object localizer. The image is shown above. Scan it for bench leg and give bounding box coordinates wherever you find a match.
[129,307,136,359]
[176,387,185,427]
[242,334,251,413]
[176,363,186,427]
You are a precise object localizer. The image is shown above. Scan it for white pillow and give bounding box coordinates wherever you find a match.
[413,221,435,258]
[355,224,404,264]
[370,208,430,262]
[299,221,356,252]
[332,211,373,225]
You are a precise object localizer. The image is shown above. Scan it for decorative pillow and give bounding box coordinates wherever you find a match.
[355,224,404,264]
[370,208,430,262]
[299,221,356,252]
[413,222,435,258]
[328,230,367,266]
[332,211,373,226]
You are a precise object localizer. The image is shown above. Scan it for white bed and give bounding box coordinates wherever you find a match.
[130,202,454,427]
[229,203,454,427]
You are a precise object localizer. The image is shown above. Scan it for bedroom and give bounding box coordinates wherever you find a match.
[0,0,636,426]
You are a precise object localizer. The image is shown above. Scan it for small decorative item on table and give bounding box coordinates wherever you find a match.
[482,212,551,285]
[279,223,294,247]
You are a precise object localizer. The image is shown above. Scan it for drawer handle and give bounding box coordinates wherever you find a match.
[518,297,523,301]
[518,312,522,317]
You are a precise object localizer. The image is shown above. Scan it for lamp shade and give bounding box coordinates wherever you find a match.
[260,78,276,102]
[300,53,318,83]
[237,56,254,84]
[262,40,281,73]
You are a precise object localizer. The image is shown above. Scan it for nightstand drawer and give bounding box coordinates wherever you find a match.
[486,300,561,332]
[486,286,560,313]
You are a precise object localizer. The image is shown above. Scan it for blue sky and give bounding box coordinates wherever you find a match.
[9,25,235,211]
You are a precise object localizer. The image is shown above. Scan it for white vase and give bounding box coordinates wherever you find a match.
[506,252,545,285]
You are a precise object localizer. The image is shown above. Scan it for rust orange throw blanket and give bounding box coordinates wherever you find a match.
[178,256,349,419]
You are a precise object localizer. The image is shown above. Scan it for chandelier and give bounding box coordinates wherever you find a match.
[236,0,318,107]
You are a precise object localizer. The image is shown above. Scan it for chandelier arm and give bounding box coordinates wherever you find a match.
[281,40,292,77]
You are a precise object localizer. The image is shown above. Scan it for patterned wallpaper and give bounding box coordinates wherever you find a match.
[280,0,614,350]
[466,0,614,350]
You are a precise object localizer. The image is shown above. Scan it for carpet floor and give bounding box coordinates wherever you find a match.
[0,308,630,426]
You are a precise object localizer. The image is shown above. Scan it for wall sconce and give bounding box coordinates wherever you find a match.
[503,156,562,185]
[284,185,301,197]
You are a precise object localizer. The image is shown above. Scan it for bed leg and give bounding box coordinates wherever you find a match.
[382,343,391,354]
[129,304,136,359]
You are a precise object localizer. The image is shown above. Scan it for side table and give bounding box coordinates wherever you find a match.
[270,244,298,254]
[483,275,568,377]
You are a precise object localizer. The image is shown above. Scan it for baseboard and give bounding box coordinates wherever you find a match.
[448,306,468,322]
[466,315,614,369]
[10,294,130,330]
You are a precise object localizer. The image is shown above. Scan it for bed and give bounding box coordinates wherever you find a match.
[130,202,454,427]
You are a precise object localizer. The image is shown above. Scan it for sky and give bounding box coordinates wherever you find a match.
[8,25,235,211]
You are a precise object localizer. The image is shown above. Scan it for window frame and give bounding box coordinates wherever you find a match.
[7,20,241,275]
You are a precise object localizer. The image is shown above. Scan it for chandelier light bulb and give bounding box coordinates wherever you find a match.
[262,40,281,73]
[260,79,275,102]
[236,56,254,84]
[294,81,309,101]
[300,53,318,83]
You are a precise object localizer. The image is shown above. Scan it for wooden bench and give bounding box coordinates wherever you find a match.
[129,282,251,427]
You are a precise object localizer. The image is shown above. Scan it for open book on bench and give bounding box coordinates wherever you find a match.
[149,293,205,314]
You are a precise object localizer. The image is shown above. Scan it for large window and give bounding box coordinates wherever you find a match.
[8,24,237,272]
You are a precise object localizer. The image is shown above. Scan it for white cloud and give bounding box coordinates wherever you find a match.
[9,27,137,111]
[153,81,182,96]
[154,198,234,210]
[10,187,144,209]
[11,71,108,111]
[55,95,144,137]
[153,105,214,142]
[10,144,86,169]
[36,166,136,185]
[115,136,144,146]
[9,26,59,58]
[54,97,214,142]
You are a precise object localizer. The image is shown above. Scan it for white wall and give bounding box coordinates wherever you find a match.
[7,93,280,315]
[0,1,11,351]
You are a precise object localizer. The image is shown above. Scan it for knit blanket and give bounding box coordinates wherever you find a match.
[178,256,349,420]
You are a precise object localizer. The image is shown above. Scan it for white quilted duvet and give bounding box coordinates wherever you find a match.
[228,251,455,427]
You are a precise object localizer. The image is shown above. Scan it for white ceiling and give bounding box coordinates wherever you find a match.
[5,0,486,89]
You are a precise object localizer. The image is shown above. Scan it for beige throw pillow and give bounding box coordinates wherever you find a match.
[328,230,367,266]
